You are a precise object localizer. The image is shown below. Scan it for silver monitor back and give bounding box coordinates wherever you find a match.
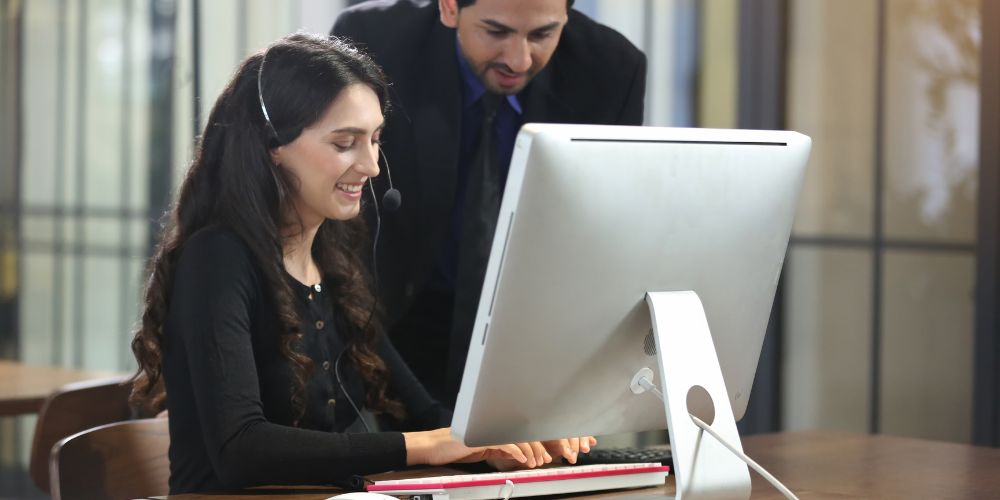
[451,124,811,446]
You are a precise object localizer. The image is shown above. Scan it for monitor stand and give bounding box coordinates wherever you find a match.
[636,291,752,500]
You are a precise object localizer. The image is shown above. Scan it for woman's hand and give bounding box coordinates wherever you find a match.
[486,436,598,471]
[403,429,597,471]
[403,428,547,468]
[544,436,597,464]
[485,441,554,471]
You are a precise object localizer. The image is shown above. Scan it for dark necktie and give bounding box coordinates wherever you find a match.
[447,93,502,402]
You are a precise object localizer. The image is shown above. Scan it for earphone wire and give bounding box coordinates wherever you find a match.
[339,166,387,433]
[334,347,373,433]
[363,177,382,337]
[325,151,386,435]
[383,149,395,191]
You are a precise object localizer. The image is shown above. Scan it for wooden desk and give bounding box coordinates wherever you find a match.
[0,360,122,416]
[158,431,1000,499]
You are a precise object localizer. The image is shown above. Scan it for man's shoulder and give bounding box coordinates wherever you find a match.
[332,0,437,48]
[557,9,644,68]
[533,10,646,124]
[337,0,431,20]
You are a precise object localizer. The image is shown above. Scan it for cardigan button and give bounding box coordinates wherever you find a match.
[315,320,325,330]
[327,398,336,407]
[322,361,331,371]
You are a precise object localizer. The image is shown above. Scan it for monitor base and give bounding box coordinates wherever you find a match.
[642,291,752,500]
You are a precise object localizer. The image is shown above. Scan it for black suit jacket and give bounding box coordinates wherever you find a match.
[333,0,646,404]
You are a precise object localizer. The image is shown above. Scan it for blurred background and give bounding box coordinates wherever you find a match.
[0,0,997,497]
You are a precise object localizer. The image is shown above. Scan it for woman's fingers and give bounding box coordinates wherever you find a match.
[518,442,540,467]
[485,437,597,469]
[537,436,599,464]
[498,443,529,465]
[529,441,552,464]
[409,428,596,468]
[568,437,581,462]
[549,438,572,463]
[492,442,553,468]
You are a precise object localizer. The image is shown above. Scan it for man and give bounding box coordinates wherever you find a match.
[332,0,646,407]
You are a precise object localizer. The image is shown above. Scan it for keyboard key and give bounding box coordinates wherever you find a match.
[572,446,673,466]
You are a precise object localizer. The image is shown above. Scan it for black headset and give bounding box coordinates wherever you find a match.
[258,44,401,433]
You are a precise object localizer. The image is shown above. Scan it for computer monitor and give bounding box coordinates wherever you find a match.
[451,124,811,447]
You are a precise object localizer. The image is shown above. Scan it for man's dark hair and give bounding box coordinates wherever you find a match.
[456,0,575,9]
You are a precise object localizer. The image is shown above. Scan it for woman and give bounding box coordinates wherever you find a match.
[129,33,592,494]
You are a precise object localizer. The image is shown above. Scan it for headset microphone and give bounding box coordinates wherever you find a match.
[382,188,401,212]
[380,154,402,212]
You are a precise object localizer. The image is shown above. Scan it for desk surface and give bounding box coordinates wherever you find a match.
[0,360,122,416]
[157,431,1000,499]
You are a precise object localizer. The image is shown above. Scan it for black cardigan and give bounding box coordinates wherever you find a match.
[162,225,448,494]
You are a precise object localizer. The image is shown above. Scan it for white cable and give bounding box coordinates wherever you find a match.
[687,413,798,500]
[636,376,798,500]
[636,376,663,399]
[499,479,515,500]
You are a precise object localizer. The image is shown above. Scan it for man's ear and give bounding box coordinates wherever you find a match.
[439,0,459,28]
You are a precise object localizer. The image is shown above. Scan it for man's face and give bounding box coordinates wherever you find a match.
[440,0,568,95]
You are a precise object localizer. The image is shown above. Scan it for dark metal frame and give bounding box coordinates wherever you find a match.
[235,0,247,63]
[147,0,177,254]
[737,0,787,129]
[973,0,1000,448]
[71,0,89,368]
[50,0,68,365]
[790,236,974,253]
[0,0,178,373]
[191,0,201,135]
[869,0,887,434]
[736,0,787,434]
[118,0,135,368]
[0,0,25,359]
[739,0,993,441]
[1,0,159,370]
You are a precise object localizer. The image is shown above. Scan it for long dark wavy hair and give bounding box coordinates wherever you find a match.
[130,33,403,422]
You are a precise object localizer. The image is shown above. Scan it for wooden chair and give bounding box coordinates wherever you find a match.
[28,375,134,494]
[49,417,170,500]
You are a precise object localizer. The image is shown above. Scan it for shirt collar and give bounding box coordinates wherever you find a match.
[455,37,523,115]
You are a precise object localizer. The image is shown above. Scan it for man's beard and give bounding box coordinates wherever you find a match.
[475,63,535,95]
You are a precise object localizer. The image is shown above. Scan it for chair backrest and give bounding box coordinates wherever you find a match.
[29,375,133,493]
[49,417,170,500]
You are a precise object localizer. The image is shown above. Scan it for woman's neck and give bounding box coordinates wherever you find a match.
[282,220,322,286]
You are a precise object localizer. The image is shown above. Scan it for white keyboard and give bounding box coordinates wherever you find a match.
[367,462,670,500]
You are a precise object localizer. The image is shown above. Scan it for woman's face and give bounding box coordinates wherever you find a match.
[272,83,384,226]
